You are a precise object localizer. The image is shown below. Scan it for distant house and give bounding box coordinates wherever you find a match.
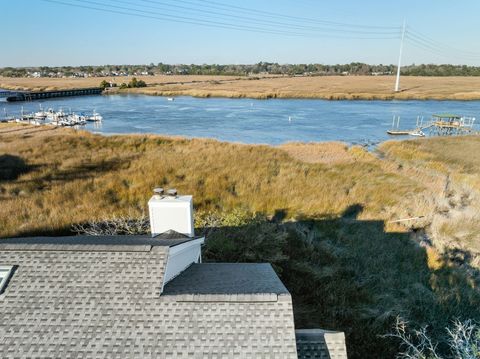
[0,190,347,358]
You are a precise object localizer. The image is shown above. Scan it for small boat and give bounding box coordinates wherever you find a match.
[19,106,35,121]
[50,109,68,125]
[34,105,48,120]
[45,108,56,120]
[87,110,103,122]
[167,97,175,101]
[387,130,410,136]
[409,130,425,137]
[1,108,14,123]
[59,119,75,126]
[67,113,87,126]
[34,113,47,120]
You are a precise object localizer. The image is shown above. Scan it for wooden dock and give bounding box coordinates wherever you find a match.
[6,87,103,102]
[388,114,476,138]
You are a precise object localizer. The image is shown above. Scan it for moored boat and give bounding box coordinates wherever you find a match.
[87,110,103,122]
[387,130,410,136]
[34,105,49,120]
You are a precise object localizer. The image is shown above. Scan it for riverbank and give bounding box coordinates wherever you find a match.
[0,123,479,358]
[2,75,480,100]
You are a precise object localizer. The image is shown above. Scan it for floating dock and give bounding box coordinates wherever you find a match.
[6,87,103,102]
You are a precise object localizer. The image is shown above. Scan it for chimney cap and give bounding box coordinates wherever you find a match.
[153,187,164,195]
[166,188,178,197]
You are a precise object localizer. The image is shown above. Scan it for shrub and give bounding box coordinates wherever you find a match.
[387,317,480,359]
[72,213,149,235]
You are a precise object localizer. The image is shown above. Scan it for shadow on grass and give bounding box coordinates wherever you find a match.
[43,158,126,182]
[201,205,480,359]
[8,157,128,186]
[0,154,40,182]
[1,150,129,184]
[9,225,75,238]
[3,203,479,358]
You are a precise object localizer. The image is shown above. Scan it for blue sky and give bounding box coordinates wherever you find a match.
[2,0,480,67]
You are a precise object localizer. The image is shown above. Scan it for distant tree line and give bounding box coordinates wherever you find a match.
[400,63,480,76]
[2,62,480,77]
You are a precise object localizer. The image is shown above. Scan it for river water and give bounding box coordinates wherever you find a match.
[2,94,479,145]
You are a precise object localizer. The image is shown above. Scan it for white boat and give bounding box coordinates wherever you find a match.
[46,108,57,120]
[67,113,87,126]
[34,105,49,120]
[1,108,14,122]
[34,113,47,120]
[50,109,68,124]
[19,106,35,121]
[59,119,75,126]
[87,110,103,122]
[409,130,426,137]
[167,97,175,101]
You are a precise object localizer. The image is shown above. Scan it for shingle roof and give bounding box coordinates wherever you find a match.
[163,263,290,296]
[0,238,298,358]
[295,329,348,359]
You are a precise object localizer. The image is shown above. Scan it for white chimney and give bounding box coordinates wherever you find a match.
[148,188,195,238]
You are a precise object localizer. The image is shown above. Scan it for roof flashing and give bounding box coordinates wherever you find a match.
[0,235,202,252]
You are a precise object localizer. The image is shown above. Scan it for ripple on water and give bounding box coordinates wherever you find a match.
[3,95,479,145]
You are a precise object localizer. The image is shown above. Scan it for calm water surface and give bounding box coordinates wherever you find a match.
[2,94,480,145]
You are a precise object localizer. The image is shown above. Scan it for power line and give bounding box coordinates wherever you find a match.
[131,0,400,35]
[166,0,400,30]
[41,0,319,37]
[406,26,480,58]
[41,0,401,39]
[405,32,480,61]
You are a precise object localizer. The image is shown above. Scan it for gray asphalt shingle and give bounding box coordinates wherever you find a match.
[163,263,290,295]
[0,236,298,359]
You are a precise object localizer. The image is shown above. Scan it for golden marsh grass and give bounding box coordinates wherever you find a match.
[2,75,480,100]
[0,123,422,237]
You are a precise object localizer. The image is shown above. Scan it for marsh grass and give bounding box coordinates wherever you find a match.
[3,75,480,100]
[0,123,421,237]
[380,136,480,259]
